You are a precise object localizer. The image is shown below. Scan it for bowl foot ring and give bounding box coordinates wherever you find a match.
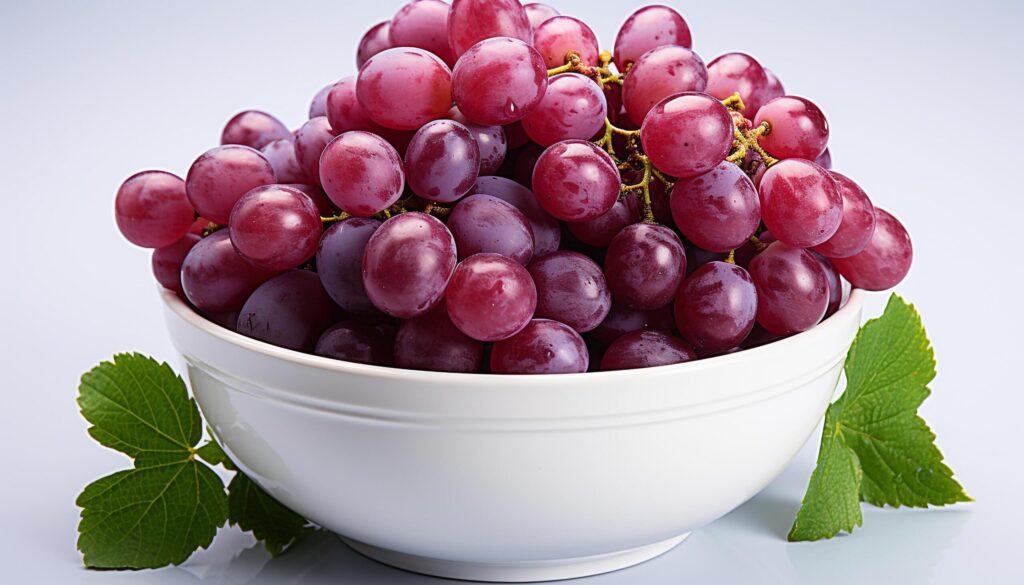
[339,532,690,583]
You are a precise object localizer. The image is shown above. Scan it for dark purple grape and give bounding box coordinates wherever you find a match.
[604,223,686,310]
[812,171,876,258]
[491,319,588,374]
[405,119,481,202]
[449,194,534,264]
[622,46,707,126]
[220,110,291,150]
[811,252,842,318]
[613,5,692,68]
[228,185,322,270]
[600,330,696,371]
[589,302,675,346]
[152,234,200,294]
[529,251,610,333]
[759,159,842,248]
[395,304,484,372]
[115,170,195,248]
[674,261,757,353]
[357,47,453,131]
[357,21,392,69]
[316,321,396,366]
[470,175,560,256]
[448,0,532,59]
[567,193,641,247]
[237,270,337,352]
[640,93,733,179]
[511,142,544,188]
[186,145,276,224]
[754,96,830,161]
[670,162,761,252]
[533,140,620,221]
[261,139,307,184]
[320,131,405,217]
[389,0,455,66]
[748,241,828,334]
[317,218,382,315]
[181,230,277,313]
[521,73,607,147]
[452,37,547,126]
[533,16,599,68]
[294,116,337,184]
[446,253,537,341]
[831,208,912,291]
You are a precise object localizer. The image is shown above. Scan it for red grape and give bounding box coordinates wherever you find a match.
[670,161,761,252]
[326,76,382,134]
[395,304,484,372]
[524,3,559,31]
[674,261,757,353]
[449,194,535,264]
[316,321,396,366]
[220,110,291,150]
[831,208,912,291]
[490,319,588,374]
[115,170,195,248]
[357,47,453,131]
[605,223,686,309]
[446,253,538,341]
[532,140,620,221]
[317,217,382,315]
[260,139,306,184]
[812,171,876,258]
[284,183,337,216]
[356,21,392,68]
[152,234,200,294]
[566,192,640,247]
[529,251,611,333]
[181,230,277,313]
[237,270,337,352]
[185,145,276,224]
[389,0,455,66]
[309,81,334,119]
[748,241,828,334]
[319,131,405,217]
[622,46,707,126]
[763,68,785,103]
[640,93,733,178]
[405,119,481,202]
[448,0,532,59]
[521,73,607,147]
[613,5,692,69]
[600,330,696,371]
[448,106,507,175]
[533,16,599,68]
[759,159,842,248]
[452,37,547,126]
[588,301,675,346]
[470,175,561,256]
[705,52,773,116]
[811,251,842,318]
[228,185,321,270]
[754,96,830,161]
[293,116,336,184]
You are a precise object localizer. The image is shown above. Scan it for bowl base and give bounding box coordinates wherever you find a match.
[340,533,690,583]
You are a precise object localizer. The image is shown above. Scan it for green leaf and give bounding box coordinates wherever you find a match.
[195,439,233,469]
[78,353,201,466]
[789,295,970,542]
[76,459,228,569]
[228,473,311,556]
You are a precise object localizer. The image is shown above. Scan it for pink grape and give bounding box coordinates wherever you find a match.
[812,171,876,258]
[622,46,708,126]
[448,194,535,264]
[613,5,692,68]
[670,161,761,252]
[759,159,842,248]
[529,251,611,333]
[705,52,773,116]
[567,192,641,247]
[449,106,507,174]
[220,110,291,150]
[589,302,675,346]
[754,96,830,161]
[389,0,455,66]
[490,319,588,374]
[600,330,696,371]
[532,140,620,221]
[316,321,396,366]
[237,270,338,352]
[521,73,607,147]
[812,251,842,318]
[452,37,547,126]
[326,77,383,134]
[317,218,382,315]
[524,3,559,31]
[356,21,392,68]
[284,183,337,216]
[448,0,532,59]
[831,208,912,291]
[815,147,832,170]
[674,261,758,353]
[260,139,306,184]
[640,93,733,179]
[152,234,200,294]
[309,82,333,119]
[363,212,456,318]
[748,241,828,334]
[405,119,481,202]
[763,67,785,103]
[533,16,599,68]
[115,170,195,248]
[446,253,538,341]
[319,131,405,217]
[357,47,453,131]
[181,230,277,313]
[293,116,336,184]
[395,304,484,372]
[604,223,686,310]
[228,185,322,271]
[185,145,276,224]
[470,175,561,256]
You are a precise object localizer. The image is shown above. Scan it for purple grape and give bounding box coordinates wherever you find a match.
[640,93,733,179]
[683,240,727,276]
[815,147,832,170]
[622,46,707,126]
[320,131,405,217]
[181,230,277,313]
[448,106,507,175]
[293,116,337,185]
[317,218,382,315]
[491,319,588,374]
[357,21,392,69]
[613,5,692,68]
[228,185,322,270]
[237,270,337,352]
[326,77,384,134]
[185,145,276,224]
[152,234,200,294]
[674,261,757,353]
[600,330,697,371]
[449,194,535,264]
[812,171,876,258]
[405,119,481,202]
[316,321,396,366]
[705,52,772,116]
[524,3,559,31]
[762,68,786,104]
[589,302,675,346]
[759,159,842,248]
[521,73,607,147]
[220,110,291,150]
[448,0,532,59]
[452,37,547,126]
[670,161,761,252]
[748,241,828,334]
[529,251,610,333]
[309,81,334,119]
[283,183,338,216]
[812,252,842,318]
[831,208,912,291]
[115,170,195,248]
[395,304,484,372]
[533,16,599,68]
[533,140,620,221]
[357,47,453,131]
[363,212,456,318]
[446,253,537,341]
[754,96,830,161]
[470,175,560,256]
[605,223,686,310]
[261,139,307,184]
[389,0,455,66]
[566,193,641,247]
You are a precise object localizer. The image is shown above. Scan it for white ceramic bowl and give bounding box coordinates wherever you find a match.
[162,289,864,582]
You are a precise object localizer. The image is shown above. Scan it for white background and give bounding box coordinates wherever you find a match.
[2,1,1021,583]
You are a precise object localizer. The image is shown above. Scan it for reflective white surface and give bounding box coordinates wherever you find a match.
[1,0,1020,583]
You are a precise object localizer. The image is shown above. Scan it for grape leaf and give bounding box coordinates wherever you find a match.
[228,473,312,556]
[788,294,971,542]
[195,439,233,469]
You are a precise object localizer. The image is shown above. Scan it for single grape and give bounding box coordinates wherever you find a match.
[811,251,842,318]
[363,212,456,318]
[395,304,484,372]
[326,76,383,134]
[622,46,708,126]
[449,194,534,264]
[588,301,676,346]
[533,16,599,68]
[220,110,291,151]
[319,131,405,217]
[810,171,876,258]
[152,234,200,294]
[115,170,195,248]
[532,140,620,221]
[705,52,772,116]
[754,96,830,161]
[185,145,276,224]
[491,319,588,374]
[309,81,334,119]
[228,185,321,270]
[830,208,912,291]
[357,47,453,131]
[316,321,396,366]
[448,0,532,59]
[405,119,481,202]
[357,21,392,68]
[237,270,338,352]
[452,37,547,126]
[815,147,832,170]
[759,159,842,248]
[670,161,761,252]
[529,251,610,333]
[748,241,828,334]
[205,310,241,332]
[521,73,607,147]
[600,330,696,371]
[763,68,785,103]
[283,183,338,216]
[567,192,640,247]
[317,217,382,315]
[181,230,277,313]
[524,3,559,31]
[674,261,757,353]
[470,175,561,256]
[605,223,686,310]
[293,116,337,184]
[389,0,455,66]
[448,106,507,174]
[640,93,733,179]
[260,139,306,184]
[446,253,538,341]
[613,5,692,68]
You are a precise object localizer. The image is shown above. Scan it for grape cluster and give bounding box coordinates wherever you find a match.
[115,0,913,375]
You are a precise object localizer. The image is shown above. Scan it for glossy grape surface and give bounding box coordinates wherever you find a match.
[567,193,640,247]
[670,161,761,252]
[529,251,610,332]
[115,170,195,248]
[260,139,306,184]
[490,319,588,374]
[284,184,337,216]
[533,16,599,68]
[319,131,405,217]
[326,77,384,134]
[317,218,382,315]
[395,304,484,372]
[316,321,396,366]
[448,0,532,59]
[521,73,607,147]
[309,82,333,119]
[228,185,321,270]
[446,253,538,341]
[237,270,337,352]
[754,96,830,161]
[357,21,392,68]
[831,208,912,291]
[532,140,620,221]
[452,37,547,126]
[524,3,559,31]
[357,48,453,131]
[674,261,757,353]
[405,119,480,202]
[151,234,200,294]
[604,223,686,309]
[293,116,337,184]
[181,230,277,313]
[185,145,276,224]
[748,241,828,334]
[812,171,876,258]
[600,329,696,371]
[470,175,561,256]
[449,194,534,264]
[389,0,455,66]
[759,159,842,248]
[811,251,842,318]
[705,52,772,116]
[613,5,692,68]
[622,46,707,126]
[220,110,291,150]
[640,93,733,179]
[449,106,507,174]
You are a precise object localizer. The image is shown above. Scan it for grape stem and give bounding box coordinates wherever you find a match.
[595,117,640,159]
[726,249,736,264]
[620,155,656,223]
[749,234,769,252]
[721,92,779,169]
[547,49,625,87]
[320,212,350,225]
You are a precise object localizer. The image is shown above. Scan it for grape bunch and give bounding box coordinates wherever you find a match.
[115,0,913,375]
